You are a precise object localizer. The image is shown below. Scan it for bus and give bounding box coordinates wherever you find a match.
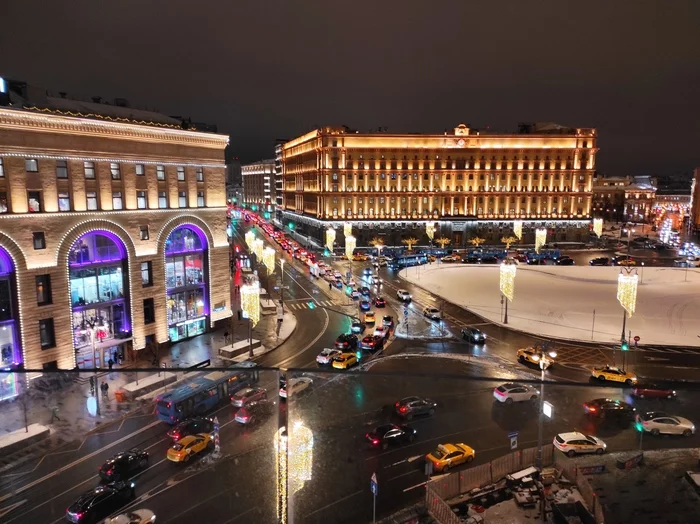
[388,253,428,269]
[155,363,259,424]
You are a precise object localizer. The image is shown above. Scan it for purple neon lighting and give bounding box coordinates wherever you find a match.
[0,247,14,276]
[69,231,127,267]
[164,225,208,254]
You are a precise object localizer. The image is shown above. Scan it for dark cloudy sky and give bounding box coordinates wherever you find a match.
[2,0,699,176]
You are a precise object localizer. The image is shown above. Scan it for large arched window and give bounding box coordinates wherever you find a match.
[165,226,208,342]
[69,232,131,368]
[0,247,20,400]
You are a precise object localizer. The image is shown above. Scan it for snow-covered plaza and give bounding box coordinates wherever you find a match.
[400,263,700,346]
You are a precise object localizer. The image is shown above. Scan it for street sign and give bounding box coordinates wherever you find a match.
[404,308,408,317]
[370,472,378,495]
[633,335,640,342]
[213,416,220,453]
[508,431,519,450]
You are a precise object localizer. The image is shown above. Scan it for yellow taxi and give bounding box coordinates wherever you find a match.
[332,352,358,370]
[426,443,475,473]
[166,433,212,463]
[427,255,436,262]
[364,311,376,324]
[517,347,554,369]
[353,254,369,262]
[591,365,637,385]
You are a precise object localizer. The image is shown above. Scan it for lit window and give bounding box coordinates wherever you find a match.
[27,191,42,212]
[141,261,153,287]
[25,158,38,172]
[140,225,149,240]
[84,161,95,179]
[177,167,185,181]
[178,191,187,207]
[36,275,52,306]
[56,160,68,179]
[158,191,168,209]
[0,191,6,213]
[86,191,98,210]
[0,158,4,178]
[136,164,145,176]
[112,191,123,210]
[58,192,71,211]
[196,167,204,182]
[197,191,205,207]
[137,190,147,209]
[157,165,165,180]
[110,163,121,180]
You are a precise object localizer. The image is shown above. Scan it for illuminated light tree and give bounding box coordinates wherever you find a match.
[240,281,261,326]
[435,236,451,249]
[617,272,638,318]
[344,222,352,238]
[325,228,336,252]
[345,235,356,261]
[369,236,385,258]
[499,261,517,324]
[253,238,264,259]
[501,235,518,250]
[469,236,485,248]
[263,247,275,273]
[535,228,547,254]
[593,218,603,238]
[513,220,523,240]
[425,222,437,241]
[275,421,314,524]
[245,231,256,249]
[401,236,419,251]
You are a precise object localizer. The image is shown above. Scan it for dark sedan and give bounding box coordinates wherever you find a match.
[359,335,384,353]
[480,256,499,264]
[366,424,416,450]
[335,333,358,349]
[395,396,437,420]
[461,327,486,343]
[556,258,575,266]
[373,297,386,308]
[359,286,371,296]
[359,300,371,311]
[166,417,214,441]
[589,257,610,266]
[98,449,149,482]
[583,398,636,425]
[66,482,136,523]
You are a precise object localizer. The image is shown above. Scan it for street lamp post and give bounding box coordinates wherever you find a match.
[536,347,557,469]
[499,261,517,325]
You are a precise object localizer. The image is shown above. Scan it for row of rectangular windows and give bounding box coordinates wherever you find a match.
[326,173,588,181]
[326,196,587,204]
[0,158,205,182]
[0,189,205,214]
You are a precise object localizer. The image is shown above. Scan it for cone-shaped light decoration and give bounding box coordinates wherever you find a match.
[513,220,523,240]
[499,262,517,302]
[245,231,256,249]
[240,281,261,326]
[426,222,436,241]
[535,228,547,254]
[288,421,313,496]
[617,272,638,318]
[344,222,352,238]
[345,235,356,261]
[253,238,264,259]
[326,228,336,252]
[263,247,275,273]
[593,218,603,238]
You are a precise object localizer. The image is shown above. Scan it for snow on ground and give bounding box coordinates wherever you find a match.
[0,423,50,449]
[400,265,700,346]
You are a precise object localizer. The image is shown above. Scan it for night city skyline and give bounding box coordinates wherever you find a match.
[3,0,699,176]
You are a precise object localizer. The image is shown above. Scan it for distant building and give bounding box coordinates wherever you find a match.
[274,140,286,221]
[689,167,700,234]
[242,159,275,213]
[279,123,597,246]
[225,159,242,205]
[592,175,656,223]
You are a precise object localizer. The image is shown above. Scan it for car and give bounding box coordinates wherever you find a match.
[397,289,412,302]
[351,321,366,334]
[463,255,480,264]
[353,254,369,261]
[395,396,437,419]
[279,376,312,399]
[422,307,442,320]
[234,399,276,425]
[481,256,499,264]
[366,424,417,450]
[589,257,610,266]
[553,432,606,457]
[591,365,637,385]
[103,508,156,524]
[426,443,475,473]
[461,327,486,343]
[332,352,359,370]
[382,315,394,328]
[346,278,357,287]
[441,255,460,263]
[526,258,547,265]
[359,335,384,352]
[334,279,344,288]
[231,387,267,407]
[614,257,637,266]
[636,412,695,437]
[556,258,575,265]
[166,417,214,441]
[373,325,389,339]
[316,347,342,365]
[583,398,636,425]
[373,297,386,308]
[493,383,539,404]
[359,286,371,296]
[363,267,373,275]
[98,449,149,482]
[335,333,358,349]
[364,311,376,324]
[349,289,361,299]
[66,482,136,523]
[359,300,371,311]
[166,433,212,463]
[517,347,554,369]
[632,383,676,399]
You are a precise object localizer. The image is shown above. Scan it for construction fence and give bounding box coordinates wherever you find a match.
[553,455,605,523]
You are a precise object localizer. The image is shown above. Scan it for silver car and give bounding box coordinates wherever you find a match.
[636,412,695,437]
[231,387,267,407]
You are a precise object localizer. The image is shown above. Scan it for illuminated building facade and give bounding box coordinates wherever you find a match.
[280,123,596,245]
[0,105,230,372]
[242,159,275,213]
[592,175,657,223]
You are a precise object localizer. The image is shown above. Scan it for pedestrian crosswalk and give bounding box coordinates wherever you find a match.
[286,300,337,310]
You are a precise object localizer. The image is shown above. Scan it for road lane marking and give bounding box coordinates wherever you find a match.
[365,425,490,461]
[0,420,162,504]
[272,306,330,368]
[221,505,260,523]
[6,475,95,524]
[388,469,422,482]
[403,481,428,492]
[303,489,363,518]
[0,500,26,520]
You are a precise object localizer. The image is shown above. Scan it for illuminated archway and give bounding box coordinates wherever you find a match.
[0,246,21,400]
[69,232,131,369]
[164,225,209,342]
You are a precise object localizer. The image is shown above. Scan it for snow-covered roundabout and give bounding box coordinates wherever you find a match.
[400,264,700,346]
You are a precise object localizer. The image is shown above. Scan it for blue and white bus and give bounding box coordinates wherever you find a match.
[155,364,259,424]
[388,253,428,270]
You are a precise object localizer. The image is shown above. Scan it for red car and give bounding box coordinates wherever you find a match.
[359,335,384,353]
[372,297,386,308]
[632,384,676,399]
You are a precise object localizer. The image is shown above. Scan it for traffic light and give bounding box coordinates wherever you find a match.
[288,222,295,230]
[264,212,270,219]
[634,421,644,432]
[356,350,362,360]
[307,301,316,309]
[621,340,629,351]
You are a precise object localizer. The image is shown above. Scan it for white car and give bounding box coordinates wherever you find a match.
[397,289,412,302]
[279,377,313,400]
[334,272,343,279]
[636,412,695,437]
[346,278,356,287]
[422,307,441,320]
[102,509,156,524]
[373,325,388,338]
[553,432,606,457]
[493,383,539,404]
[316,348,342,365]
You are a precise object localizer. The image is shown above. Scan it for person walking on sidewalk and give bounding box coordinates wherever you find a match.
[108,358,114,371]
[50,406,61,422]
[101,381,109,400]
[89,376,96,395]
[224,331,230,344]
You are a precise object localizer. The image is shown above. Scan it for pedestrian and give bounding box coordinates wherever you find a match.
[89,376,95,394]
[50,406,60,422]
[101,381,109,400]
[224,330,230,344]
[113,350,119,365]
[108,358,114,370]
[329,281,333,291]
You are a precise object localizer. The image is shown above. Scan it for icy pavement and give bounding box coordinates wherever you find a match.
[401,264,700,346]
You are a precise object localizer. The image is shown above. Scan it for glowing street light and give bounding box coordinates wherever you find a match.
[326,227,336,252]
[513,219,523,240]
[593,218,603,238]
[345,235,356,261]
[535,228,547,254]
[499,261,517,324]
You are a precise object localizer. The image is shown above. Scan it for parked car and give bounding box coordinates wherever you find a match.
[493,383,538,404]
[461,327,486,343]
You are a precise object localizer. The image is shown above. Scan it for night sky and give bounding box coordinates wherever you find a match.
[2,0,699,177]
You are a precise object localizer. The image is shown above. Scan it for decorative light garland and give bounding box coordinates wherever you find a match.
[245,231,256,250]
[325,228,336,252]
[593,217,603,238]
[617,272,638,318]
[344,222,352,238]
[252,238,264,259]
[0,151,225,169]
[426,221,436,241]
[263,247,275,273]
[535,228,547,253]
[240,281,261,326]
[499,262,517,302]
[288,421,313,496]
[513,219,523,240]
[345,235,356,261]
[275,427,288,524]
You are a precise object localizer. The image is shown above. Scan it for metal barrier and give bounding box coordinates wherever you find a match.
[430,469,461,500]
[459,462,491,493]
[491,450,520,481]
[425,485,461,524]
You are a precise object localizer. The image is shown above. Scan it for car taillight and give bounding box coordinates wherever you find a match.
[643,421,648,426]
[395,402,399,407]
[400,406,407,413]
[373,439,379,445]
